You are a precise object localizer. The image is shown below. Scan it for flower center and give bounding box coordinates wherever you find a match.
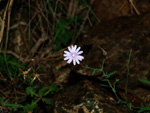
[72,53,75,57]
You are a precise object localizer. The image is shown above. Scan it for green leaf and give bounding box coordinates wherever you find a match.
[102,74,107,78]
[140,106,150,111]
[138,78,150,85]
[6,103,23,111]
[49,84,59,94]
[100,84,110,87]
[45,84,59,95]
[43,98,52,105]
[91,69,96,76]
[102,78,108,82]
[26,86,38,97]
[112,88,116,93]
[0,54,5,71]
[106,71,116,78]
[0,54,26,78]
[91,69,103,76]
[0,97,23,111]
[38,87,48,98]
[127,102,132,110]
[8,61,24,69]
[2,99,9,105]
[113,79,119,88]
[116,99,126,104]
[23,101,37,112]
[53,18,73,50]
[0,97,9,106]
[0,97,4,103]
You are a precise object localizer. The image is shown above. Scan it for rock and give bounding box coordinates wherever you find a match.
[52,75,132,113]
[79,14,150,81]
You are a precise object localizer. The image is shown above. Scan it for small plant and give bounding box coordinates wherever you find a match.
[64,46,150,112]
[23,84,59,112]
[0,96,23,111]
[83,60,121,101]
[137,103,150,113]
[0,84,59,112]
[83,49,137,111]
[0,54,26,80]
[53,18,74,51]
[0,53,59,112]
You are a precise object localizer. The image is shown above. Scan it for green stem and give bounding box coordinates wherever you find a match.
[106,79,120,100]
[33,92,39,97]
[125,49,132,101]
[35,98,41,103]
[4,54,12,80]
[0,89,6,96]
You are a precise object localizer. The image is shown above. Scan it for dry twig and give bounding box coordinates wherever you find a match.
[0,2,9,45]
[68,0,77,18]
[129,0,140,15]
[6,0,14,49]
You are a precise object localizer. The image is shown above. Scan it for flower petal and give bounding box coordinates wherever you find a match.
[67,58,73,64]
[64,51,70,55]
[72,45,77,52]
[75,59,80,64]
[68,46,72,53]
[77,51,83,55]
[77,56,84,60]
[73,59,76,65]
[75,47,81,52]
[64,57,70,60]
[64,54,70,57]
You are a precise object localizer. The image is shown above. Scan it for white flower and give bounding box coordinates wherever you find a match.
[64,45,84,65]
